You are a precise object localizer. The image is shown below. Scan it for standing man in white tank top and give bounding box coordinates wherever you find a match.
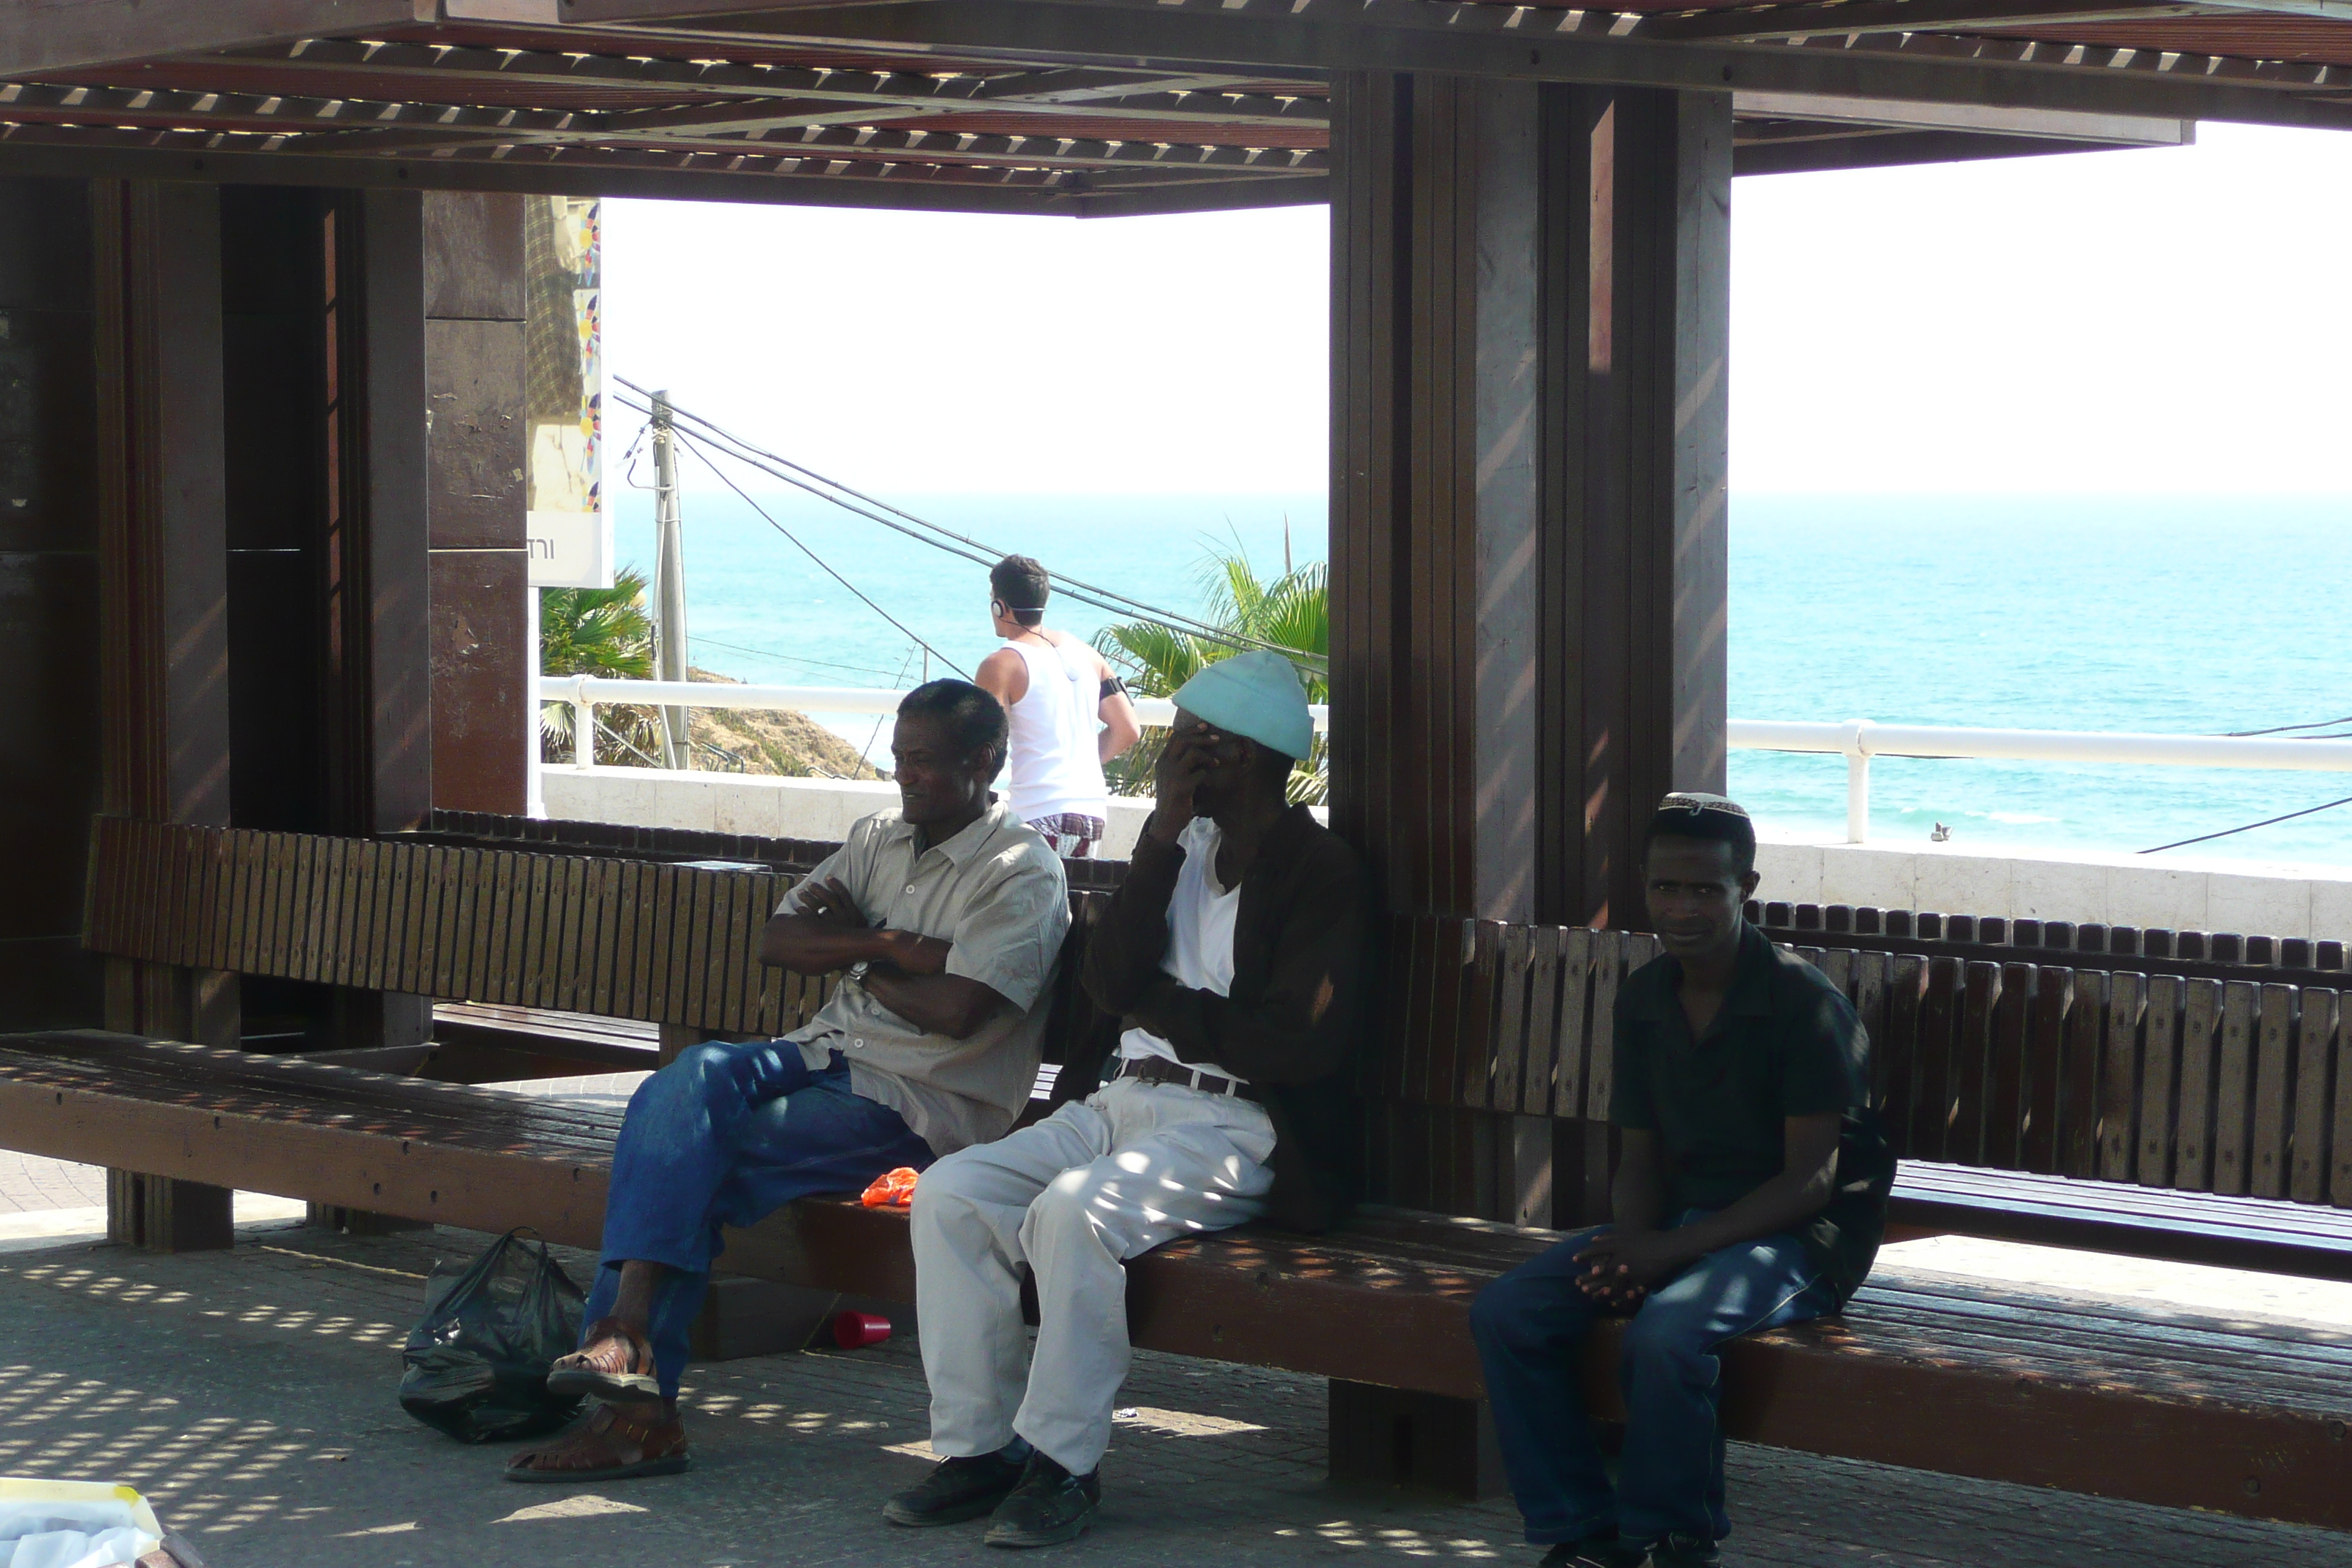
[975,555,1142,859]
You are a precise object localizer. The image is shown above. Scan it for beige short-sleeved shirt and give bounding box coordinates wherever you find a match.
[777,801,1069,1156]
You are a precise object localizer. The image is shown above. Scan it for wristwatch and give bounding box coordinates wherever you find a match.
[846,960,872,984]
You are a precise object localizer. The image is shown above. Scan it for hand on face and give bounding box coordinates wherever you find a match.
[1155,715,1249,823]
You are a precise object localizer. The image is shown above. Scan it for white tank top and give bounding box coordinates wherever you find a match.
[1002,637,1110,823]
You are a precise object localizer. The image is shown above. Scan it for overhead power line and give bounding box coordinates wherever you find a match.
[2227,713,2352,738]
[690,634,919,685]
[2140,794,2352,855]
[666,426,970,680]
[609,378,1325,672]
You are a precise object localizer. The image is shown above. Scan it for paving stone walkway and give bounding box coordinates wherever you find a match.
[0,1150,107,1213]
[0,1220,2346,1567]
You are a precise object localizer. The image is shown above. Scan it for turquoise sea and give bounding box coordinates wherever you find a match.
[611,489,2352,867]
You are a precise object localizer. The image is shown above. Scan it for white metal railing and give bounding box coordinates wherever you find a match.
[534,679,2352,847]
[1728,719,2352,844]
[537,676,1330,772]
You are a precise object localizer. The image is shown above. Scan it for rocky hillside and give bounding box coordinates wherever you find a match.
[685,668,886,780]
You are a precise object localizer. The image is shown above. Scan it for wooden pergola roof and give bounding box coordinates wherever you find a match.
[13,0,2342,212]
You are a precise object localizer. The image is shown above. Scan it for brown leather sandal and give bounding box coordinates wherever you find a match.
[505,1402,691,1483]
[546,1316,661,1402]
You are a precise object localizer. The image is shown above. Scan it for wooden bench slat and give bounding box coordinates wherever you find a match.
[2215,979,2259,1195]
[2176,978,2223,1191]
[1985,963,2041,1170]
[2251,983,2295,1201]
[2292,987,2337,1205]
[1488,923,1530,1115]
[1515,924,1561,1119]
[0,1037,630,1146]
[1910,957,1961,1163]
[1548,925,1591,1121]
[2107,973,2144,1185]
[2139,973,2182,1188]
[1582,931,1626,1123]
[2326,990,2352,1208]
[298,832,331,986]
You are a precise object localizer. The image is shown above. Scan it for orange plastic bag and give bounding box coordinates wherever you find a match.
[860,1166,920,1207]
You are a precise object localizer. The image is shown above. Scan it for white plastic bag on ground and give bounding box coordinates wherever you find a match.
[0,1480,164,1568]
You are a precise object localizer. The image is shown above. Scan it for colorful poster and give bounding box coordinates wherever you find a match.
[524,196,608,588]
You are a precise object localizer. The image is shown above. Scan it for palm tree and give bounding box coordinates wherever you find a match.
[539,568,666,765]
[1094,546,1328,804]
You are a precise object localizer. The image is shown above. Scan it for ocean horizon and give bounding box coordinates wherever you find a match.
[608,488,2352,868]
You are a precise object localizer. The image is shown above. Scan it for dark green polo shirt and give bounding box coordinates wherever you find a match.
[1610,921,1891,1303]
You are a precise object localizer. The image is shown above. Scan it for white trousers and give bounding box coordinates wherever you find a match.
[911,1075,1276,1474]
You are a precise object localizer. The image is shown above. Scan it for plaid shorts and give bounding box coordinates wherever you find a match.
[1027,813,1107,859]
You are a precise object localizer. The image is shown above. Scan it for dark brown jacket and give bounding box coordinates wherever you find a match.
[1077,804,1372,1232]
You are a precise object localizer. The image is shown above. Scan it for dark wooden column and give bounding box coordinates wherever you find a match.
[91,178,238,1249]
[423,192,529,815]
[325,189,434,840]
[1330,73,1730,935]
[0,178,104,1034]
[1327,71,1730,1498]
[325,189,435,1051]
[1538,83,1733,934]
[1333,78,1728,1222]
[93,176,235,1044]
[219,188,434,1057]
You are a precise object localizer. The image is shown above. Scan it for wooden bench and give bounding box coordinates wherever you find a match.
[1742,898,2352,1279]
[6,1028,2352,1529]
[14,814,2352,1529]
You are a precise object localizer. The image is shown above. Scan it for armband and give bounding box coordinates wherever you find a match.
[1100,676,1128,701]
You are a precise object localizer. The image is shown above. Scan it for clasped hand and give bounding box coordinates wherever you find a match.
[1571,1229,1686,1313]
[798,877,948,976]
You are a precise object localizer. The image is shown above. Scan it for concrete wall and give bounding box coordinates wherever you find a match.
[537,767,2352,942]
[540,766,1166,859]
[1755,837,2352,943]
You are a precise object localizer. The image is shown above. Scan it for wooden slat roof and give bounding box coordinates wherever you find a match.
[2,0,2330,212]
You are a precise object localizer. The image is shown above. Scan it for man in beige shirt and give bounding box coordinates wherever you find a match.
[508,679,1069,1483]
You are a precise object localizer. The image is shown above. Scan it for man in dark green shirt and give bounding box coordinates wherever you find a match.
[1471,794,1892,1568]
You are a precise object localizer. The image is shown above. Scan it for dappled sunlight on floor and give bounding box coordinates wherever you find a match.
[0,1223,2342,1565]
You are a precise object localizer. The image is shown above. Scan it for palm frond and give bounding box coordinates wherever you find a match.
[1094,540,1330,799]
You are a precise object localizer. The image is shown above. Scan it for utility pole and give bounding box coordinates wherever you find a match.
[650,389,691,770]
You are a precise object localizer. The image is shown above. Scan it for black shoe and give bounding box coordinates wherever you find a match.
[982,1450,1101,1548]
[1539,1536,1646,1568]
[1647,1534,1722,1568]
[883,1445,1030,1527]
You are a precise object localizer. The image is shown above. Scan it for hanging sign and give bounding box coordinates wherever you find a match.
[524,196,610,589]
[527,508,613,589]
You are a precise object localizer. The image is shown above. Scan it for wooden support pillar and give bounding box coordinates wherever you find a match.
[1333,73,1730,1231]
[0,178,106,1033]
[1330,72,1730,932]
[92,178,237,1248]
[326,189,434,1052]
[1327,1379,1507,1499]
[423,192,529,816]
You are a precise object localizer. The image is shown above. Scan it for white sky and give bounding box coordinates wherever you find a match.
[602,121,2352,497]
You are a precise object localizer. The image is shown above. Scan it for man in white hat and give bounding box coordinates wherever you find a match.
[886,650,1371,1548]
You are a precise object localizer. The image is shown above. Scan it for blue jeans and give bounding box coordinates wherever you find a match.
[587,1041,934,1397]
[1470,1211,1836,1547]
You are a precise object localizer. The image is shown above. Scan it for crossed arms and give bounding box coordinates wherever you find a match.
[758,875,1008,1041]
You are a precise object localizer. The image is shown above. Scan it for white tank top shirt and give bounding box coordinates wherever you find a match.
[1001,637,1111,824]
